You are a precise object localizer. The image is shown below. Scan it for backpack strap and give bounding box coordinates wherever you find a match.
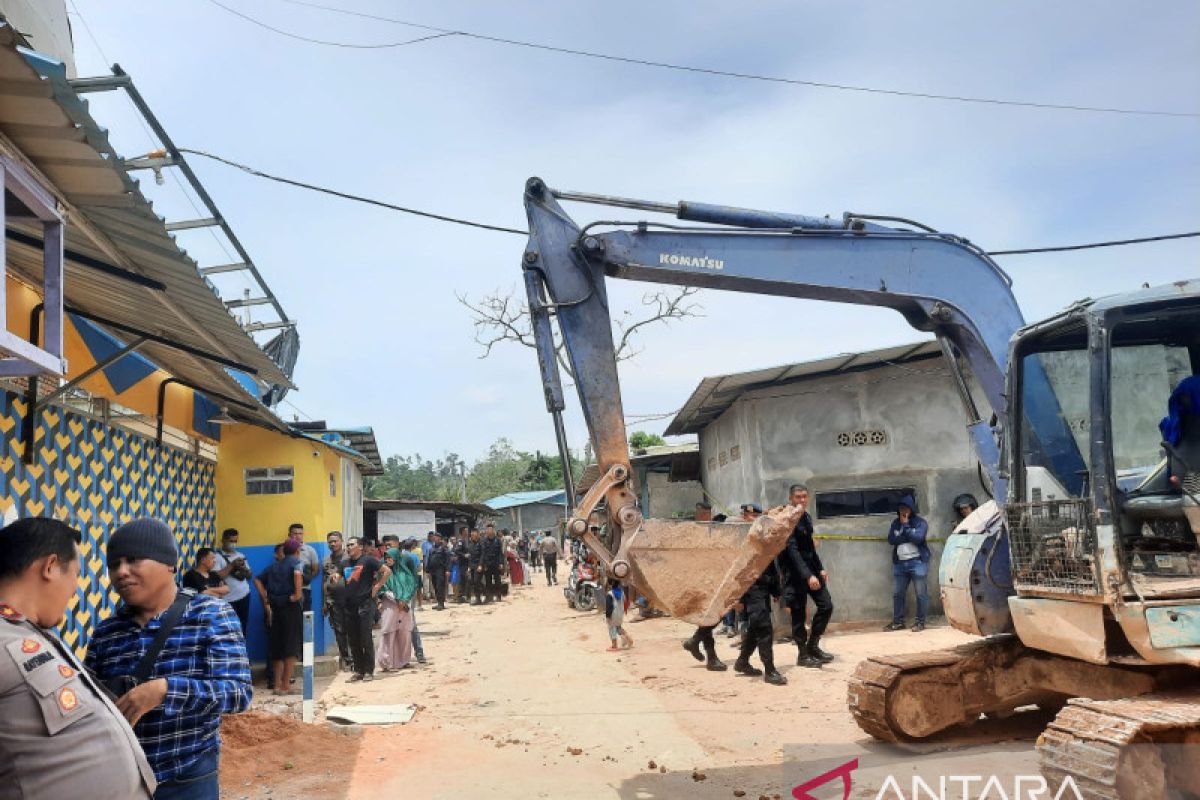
[131,588,196,684]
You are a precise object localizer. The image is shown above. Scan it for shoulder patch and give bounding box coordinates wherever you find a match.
[20,639,40,654]
[0,603,23,622]
[58,686,78,712]
[58,664,75,679]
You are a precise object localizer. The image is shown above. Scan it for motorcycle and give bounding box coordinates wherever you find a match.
[563,557,600,612]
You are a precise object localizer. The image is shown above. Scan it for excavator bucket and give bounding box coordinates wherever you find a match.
[624,503,806,626]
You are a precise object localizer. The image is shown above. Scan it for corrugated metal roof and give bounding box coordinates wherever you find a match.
[484,490,567,510]
[664,340,942,436]
[0,25,292,430]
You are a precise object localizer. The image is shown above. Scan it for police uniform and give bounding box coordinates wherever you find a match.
[0,602,155,799]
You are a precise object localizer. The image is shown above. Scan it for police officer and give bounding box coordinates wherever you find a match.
[732,560,786,685]
[781,483,835,668]
[0,517,156,798]
[452,530,470,603]
[467,530,484,605]
[480,524,505,603]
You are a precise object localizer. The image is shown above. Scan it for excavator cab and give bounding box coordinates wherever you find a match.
[1005,285,1200,664]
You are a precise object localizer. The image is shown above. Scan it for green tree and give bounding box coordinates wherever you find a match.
[629,431,667,451]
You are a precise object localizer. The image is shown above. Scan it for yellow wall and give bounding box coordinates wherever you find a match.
[214,422,347,547]
[4,275,209,440]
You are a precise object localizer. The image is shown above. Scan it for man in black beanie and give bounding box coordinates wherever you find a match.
[87,518,251,800]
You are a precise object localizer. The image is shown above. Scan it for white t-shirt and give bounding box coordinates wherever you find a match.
[213,548,250,602]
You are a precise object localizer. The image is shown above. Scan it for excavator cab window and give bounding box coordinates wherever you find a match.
[1108,307,1200,589]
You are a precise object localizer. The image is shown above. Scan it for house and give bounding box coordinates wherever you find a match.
[664,341,986,626]
[485,489,568,532]
[0,12,382,661]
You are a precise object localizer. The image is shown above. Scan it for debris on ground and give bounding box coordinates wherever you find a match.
[733,791,746,798]
[647,760,657,770]
[221,711,357,799]
[692,769,707,781]
[566,746,583,756]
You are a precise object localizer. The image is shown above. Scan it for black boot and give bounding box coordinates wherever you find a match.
[807,636,834,664]
[682,637,703,662]
[705,653,728,671]
[764,669,788,685]
[733,658,763,677]
[796,649,822,668]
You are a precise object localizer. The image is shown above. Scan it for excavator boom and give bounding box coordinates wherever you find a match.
[520,177,1083,623]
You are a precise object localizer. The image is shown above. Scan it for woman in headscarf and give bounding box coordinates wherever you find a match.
[377,546,418,672]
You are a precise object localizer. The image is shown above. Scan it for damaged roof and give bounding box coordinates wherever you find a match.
[0,23,291,427]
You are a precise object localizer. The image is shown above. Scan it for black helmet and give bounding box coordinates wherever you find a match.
[953,493,979,511]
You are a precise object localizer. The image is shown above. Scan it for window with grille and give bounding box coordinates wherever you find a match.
[815,487,915,519]
[245,466,294,495]
[836,429,888,447]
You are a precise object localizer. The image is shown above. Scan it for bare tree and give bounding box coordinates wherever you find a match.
[457,286,703,380]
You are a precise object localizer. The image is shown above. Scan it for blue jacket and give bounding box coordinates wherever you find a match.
[887,494,930,564]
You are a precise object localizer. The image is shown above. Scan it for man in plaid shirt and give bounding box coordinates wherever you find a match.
[87,519,252,799]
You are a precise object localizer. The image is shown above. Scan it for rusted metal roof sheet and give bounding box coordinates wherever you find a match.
[664,340,942,436]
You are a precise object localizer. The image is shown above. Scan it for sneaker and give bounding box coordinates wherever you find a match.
[764,670,788,686]
[912,622,926,632]
[882,622,906,632]
[682,638,703,662]
[733,659,763,677]
[416,654,427,664]
[363,674,374,682]
[348,673,364,683]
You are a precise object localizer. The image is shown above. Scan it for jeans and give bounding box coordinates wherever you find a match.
[326,599,351,666]
[544,554,558,585]
[154,749,218,800]
[410,608,424,660]
[892,559,930,625]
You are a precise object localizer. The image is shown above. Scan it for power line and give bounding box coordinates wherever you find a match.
[178,148,529,235]
[202,0,458,49]
[262,0,1200,119]
[179,148,1200,257]
[987,231,1200,256]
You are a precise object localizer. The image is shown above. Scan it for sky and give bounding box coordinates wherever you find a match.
[62,0,1200,465]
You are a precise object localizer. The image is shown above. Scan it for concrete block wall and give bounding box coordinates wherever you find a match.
[697,358,991,625]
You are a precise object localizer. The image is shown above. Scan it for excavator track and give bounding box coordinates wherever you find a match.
[1039,693,1200,800]
[847,636,1158,745]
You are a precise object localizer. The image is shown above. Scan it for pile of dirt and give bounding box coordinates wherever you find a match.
[220,711,360,799]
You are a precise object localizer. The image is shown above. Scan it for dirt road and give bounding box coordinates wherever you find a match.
[236,580,1051,799]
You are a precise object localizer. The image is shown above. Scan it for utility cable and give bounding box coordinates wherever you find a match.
[262,0,1200,119]
[987,231,1200,256]
[203,0,458,49]
[180,148,1200,255]
[177,148,529,236]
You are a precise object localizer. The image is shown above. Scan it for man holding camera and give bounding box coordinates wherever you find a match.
[212,527,251,633]
[0,517,156,799]
[86,518,252,799]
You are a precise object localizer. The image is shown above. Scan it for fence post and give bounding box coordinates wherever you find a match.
[302,610,314,723]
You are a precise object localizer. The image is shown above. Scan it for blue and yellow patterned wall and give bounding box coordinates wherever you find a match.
[0,391,216,656]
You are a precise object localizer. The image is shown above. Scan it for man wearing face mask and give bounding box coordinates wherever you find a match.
[0,517,157,799]
[884,495,931,633]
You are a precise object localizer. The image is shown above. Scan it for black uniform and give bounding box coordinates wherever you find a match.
[467,537,485,603]
[736,563,782,672]
[426,542,451,608]
[480,535,505,602]
[452,539,470,602]
[781,511,834,661]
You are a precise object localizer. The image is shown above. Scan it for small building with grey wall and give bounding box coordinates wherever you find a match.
[666,341,993,627]
[485,490,569,533]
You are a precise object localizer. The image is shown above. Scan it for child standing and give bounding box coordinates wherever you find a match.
[605,579,634,651]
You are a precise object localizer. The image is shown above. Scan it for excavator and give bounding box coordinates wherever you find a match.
[517,177,1200,799]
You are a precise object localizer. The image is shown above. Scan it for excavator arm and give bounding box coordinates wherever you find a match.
[519,177,1082,623]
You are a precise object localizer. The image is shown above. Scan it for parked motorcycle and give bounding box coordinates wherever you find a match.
[563,557,600,612]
